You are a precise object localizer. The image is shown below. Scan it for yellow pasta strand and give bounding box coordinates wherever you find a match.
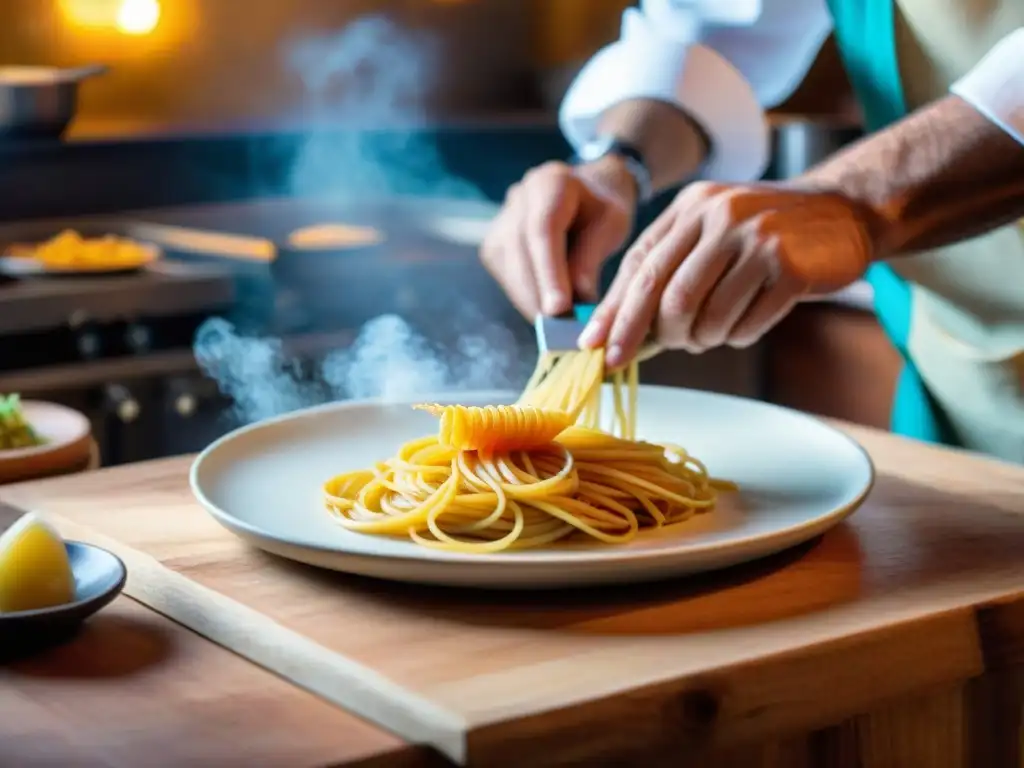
[323,346,735,553]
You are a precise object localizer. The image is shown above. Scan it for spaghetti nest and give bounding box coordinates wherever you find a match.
[323,348,736,553]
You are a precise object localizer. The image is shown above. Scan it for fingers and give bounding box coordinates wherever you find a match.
[508,228,542,321]
[578,181,730,356]
[653,232,737,353]
[567,206,630,301]
[493,229,541,320]
[602,216,703,368]
[480,162,597,321]
[573,181,817,360]
[727,272,803,348]
[715,218,803,348]
[525,166,578,315]
[688,222,776,348]
[577,209,677,352]
[480,186,541,319]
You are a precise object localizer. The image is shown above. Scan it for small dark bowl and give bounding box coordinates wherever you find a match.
[0,541,127,660]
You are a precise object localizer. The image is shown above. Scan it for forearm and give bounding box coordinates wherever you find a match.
[798,24,1024,258]
[799,95,1024,256]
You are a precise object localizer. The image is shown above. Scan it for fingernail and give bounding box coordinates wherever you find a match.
[605,344,624,367]
[578,322,600,349]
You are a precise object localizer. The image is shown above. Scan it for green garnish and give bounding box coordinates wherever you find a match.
[0,394,44,450]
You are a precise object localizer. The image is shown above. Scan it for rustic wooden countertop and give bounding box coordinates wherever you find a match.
[0,590,430,768]
[3,421,1024,766]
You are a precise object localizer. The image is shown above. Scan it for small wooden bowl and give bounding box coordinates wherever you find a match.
[0,401,93,485]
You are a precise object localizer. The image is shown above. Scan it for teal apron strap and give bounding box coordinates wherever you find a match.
[825,0,954,445]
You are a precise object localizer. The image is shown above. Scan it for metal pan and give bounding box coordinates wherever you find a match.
[0,65,108,140]
[265,196,505,333]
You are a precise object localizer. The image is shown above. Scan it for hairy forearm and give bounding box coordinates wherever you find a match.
[797,95,1024,257]
[592,98,710,196]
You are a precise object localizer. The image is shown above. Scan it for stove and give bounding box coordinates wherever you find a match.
[0,217,240,465]
[0,261,234,364]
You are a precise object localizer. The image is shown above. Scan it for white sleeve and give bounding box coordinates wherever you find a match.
[559,0,834,182]
[950,28,1024,146]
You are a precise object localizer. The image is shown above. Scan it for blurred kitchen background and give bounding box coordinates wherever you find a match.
[0,0,891,467]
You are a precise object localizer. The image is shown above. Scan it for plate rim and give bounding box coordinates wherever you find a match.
[0,400,91,461]
[189,386,876,567]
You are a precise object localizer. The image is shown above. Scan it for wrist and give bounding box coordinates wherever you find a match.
[573,154,640,209]
[783,176,896,262]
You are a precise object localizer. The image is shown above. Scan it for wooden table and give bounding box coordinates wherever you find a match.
[4,422,1024,767]
[0,592,432,768]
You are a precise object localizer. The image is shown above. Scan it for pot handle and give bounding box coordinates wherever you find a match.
[57,64,110,82]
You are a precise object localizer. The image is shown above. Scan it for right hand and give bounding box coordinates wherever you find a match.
[480,156,638,319]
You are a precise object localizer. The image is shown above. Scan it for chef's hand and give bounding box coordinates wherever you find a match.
[579,182,879,367]
[480,156,637,319]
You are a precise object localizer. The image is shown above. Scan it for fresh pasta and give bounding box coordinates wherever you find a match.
[412,404,573,453]
[323,348,735,553]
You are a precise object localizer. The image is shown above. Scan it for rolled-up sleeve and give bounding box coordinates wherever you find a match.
[950,28,1024,146]
[559,0,834,182]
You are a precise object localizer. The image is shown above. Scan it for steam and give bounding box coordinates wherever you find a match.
[194,13,521,425]
[284,14,482,200]
[321,312,523,403]
[196,314,525,425]
[194,318,322,424]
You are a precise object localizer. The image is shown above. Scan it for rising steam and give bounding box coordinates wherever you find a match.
[195,13,522,425]
[284,13,482,200]
[320,312,524,403]
[196,314,524,425]
[194,318,322,424]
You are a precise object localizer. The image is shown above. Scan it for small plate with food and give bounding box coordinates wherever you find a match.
[0,510,126,657]
[0,229,160,277]
[0,395,93,484]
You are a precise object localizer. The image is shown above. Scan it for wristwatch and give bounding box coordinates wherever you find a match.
[572,136,655,204]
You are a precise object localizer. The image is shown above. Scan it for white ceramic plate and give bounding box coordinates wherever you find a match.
[190,386,874,589]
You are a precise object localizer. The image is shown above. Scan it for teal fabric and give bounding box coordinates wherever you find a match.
[574,303,596,325]
[826,0,955,445]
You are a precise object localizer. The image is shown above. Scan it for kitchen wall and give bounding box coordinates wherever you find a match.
[0,0,854,127]
[0,0,537,124]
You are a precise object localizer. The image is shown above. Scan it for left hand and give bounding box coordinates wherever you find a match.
[578,181,880,367]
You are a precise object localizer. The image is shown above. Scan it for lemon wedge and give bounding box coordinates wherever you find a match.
[0,512,75,613]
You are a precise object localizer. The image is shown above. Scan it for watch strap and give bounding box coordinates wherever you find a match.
[572,138,655,203]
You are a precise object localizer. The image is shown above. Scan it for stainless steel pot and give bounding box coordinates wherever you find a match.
[0,65,107,140]
[767,115,864,180]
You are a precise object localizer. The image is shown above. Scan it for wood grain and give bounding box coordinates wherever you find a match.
[0,595,428,768]
[4,425,1024,765]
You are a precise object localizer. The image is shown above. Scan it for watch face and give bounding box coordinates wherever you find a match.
[578,136,617,163]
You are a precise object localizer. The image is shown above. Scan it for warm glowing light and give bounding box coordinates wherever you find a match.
[59,0,160,34]
[116,0,160,35]
[59,0,117,27]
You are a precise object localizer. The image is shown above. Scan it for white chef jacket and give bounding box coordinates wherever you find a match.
[558,0,1024,182]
